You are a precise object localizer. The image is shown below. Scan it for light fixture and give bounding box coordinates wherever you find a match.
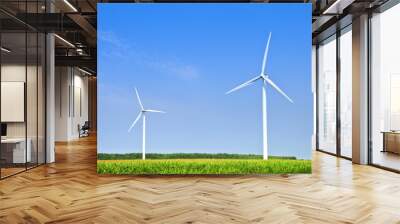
[63,0,78,12]
[1,47,11,53]
[76,48,83,54]
[78,67,93,76]
[322,0,355,15]
[54,34,75,48]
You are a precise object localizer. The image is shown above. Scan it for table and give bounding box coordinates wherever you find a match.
[382,131,400,154]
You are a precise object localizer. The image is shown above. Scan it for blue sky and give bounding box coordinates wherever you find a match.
[98,4,312,159]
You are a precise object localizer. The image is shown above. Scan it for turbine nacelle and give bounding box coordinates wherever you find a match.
[142,109,166,114]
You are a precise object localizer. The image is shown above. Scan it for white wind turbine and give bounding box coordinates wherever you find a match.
[128,88,166,160]
[226,32,293,160]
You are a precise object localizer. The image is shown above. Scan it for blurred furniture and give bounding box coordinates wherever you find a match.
[382,131,400,154]
[1,138,31,164]
[79,121,90,138]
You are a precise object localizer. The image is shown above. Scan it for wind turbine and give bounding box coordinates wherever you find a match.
[128,88,166,160]
[226,32,293,160]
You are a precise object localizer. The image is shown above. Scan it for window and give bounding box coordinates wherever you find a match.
[317,35,337,154]
[0,1,46,179]
[370,2,400,171]
[339,27,352,158]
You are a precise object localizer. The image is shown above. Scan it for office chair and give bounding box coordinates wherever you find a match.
[79,121,90,138]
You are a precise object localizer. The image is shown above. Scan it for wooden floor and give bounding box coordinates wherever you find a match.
[0,167,26,178]
[1,135,400,223]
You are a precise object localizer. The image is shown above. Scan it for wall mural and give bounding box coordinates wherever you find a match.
[97,3,312,174]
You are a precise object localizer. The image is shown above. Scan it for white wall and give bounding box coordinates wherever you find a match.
[1,63,46,163]
[72,73,89,138]
[55,67,89,141]
[1,65,39,137]
[55,66,70,141]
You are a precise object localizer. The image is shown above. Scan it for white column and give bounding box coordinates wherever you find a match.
[352,14,369,164]
[46,33,55,163]
[45,0,56,163]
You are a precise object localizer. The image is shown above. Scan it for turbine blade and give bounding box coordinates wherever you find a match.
[128,112,142,132]
[226,76,261,94]
[135,88,144,110]
[261,32,272,75]
[145,109,166,113]
[265,77,294,103]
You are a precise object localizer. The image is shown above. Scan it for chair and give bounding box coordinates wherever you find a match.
[79,121,90,138]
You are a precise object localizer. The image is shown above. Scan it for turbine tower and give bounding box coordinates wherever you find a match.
[128,88,165,160]
[226,32,293,160]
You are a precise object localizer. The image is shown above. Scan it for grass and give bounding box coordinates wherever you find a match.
[97,153,297,160]
[97,159,311,175]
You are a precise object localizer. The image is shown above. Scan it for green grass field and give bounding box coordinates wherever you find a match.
[97,158,311,175]
[97,153,296,160]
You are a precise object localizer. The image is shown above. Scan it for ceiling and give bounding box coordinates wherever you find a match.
[0,0,393,74]
[0,0,97,74]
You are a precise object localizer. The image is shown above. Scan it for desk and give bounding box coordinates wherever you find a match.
[382,131,400,154]
[1,138,31,163]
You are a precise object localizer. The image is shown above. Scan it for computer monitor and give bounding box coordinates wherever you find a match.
[1,123,7,137]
